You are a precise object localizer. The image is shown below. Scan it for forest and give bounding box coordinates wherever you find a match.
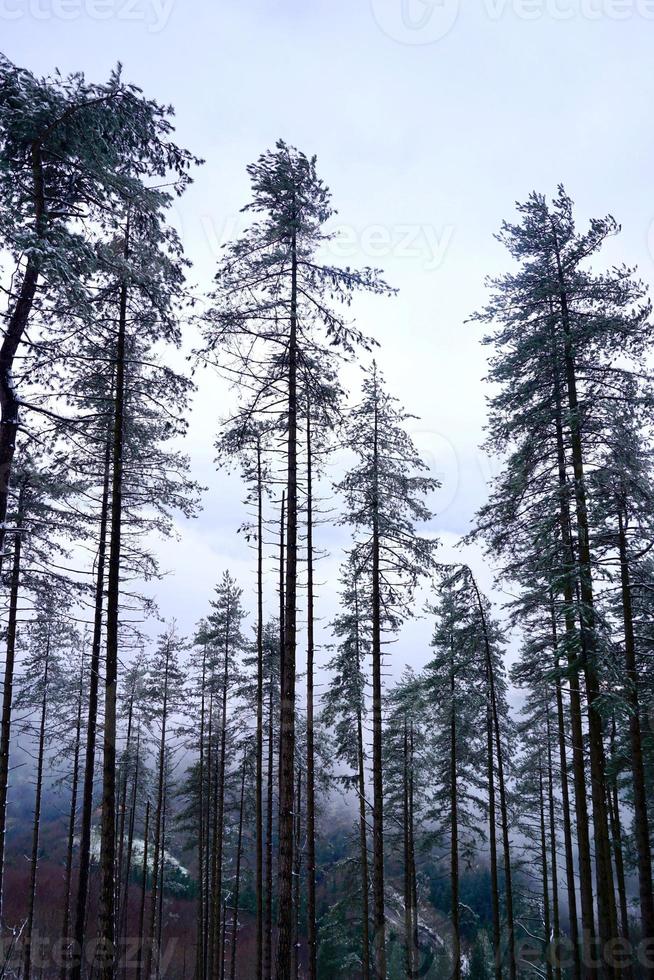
[0,51,653,980]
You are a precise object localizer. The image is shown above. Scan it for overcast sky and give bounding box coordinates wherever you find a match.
[4,0,654,677]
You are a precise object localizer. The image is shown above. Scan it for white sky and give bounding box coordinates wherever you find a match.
[4,0,654,683]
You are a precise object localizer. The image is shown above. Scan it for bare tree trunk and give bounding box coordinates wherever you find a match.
[546,704,562,980]
[256,441,264,980]
[98,230,130,980]
[276,214,299,980]
[291,768,302,980]
[551,604,582,980]
[116,681,136,931]
[60,653,86,980]
[305,411,317,980]
[197,652,207,980]
[135,801,151,980]
[357,705,371,980]
[210,621,231,980]
[449,651,461,980]
[470,573,516,980]
[370,377,386,980]
[229,758,247,980]
[71,426,111,980]
[487,703,502,980]
[618,511,654,963]
[23,636,50,980]
[354,564,370,980]
[146,643,171,980]
[539,758,554,980]
[264,677,275,980]
[403,722,412,980]
[0,493,24,917]
[119,731,141,968]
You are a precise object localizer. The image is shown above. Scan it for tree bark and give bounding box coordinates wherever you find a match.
[305,409,317,980]
[256,441,264,980]
[539,758,554,980]
[0,494,23,918]
[617,510,654,964]
[60,653,85,980]
[146,642,171,980]
[276,211,298,980]
[230,757,247,980]
[23,635,50,980]
[71,425,111,980]
[135,800,151,980]
[98,227,130,980]
[370,373,386,980]
[450,650,461,980]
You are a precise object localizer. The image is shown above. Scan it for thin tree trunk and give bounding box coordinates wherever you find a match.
[539,758,554,980]
[265,677,275,980]
[98,230,130,980]
[450,650,461,980]
[305,409,317,980]
[23,636,50,980]
[291,768,302,980]
[197,651,207,980]
[60,653,86,980]
[116,682,136,930]
[145,643,171,980]
[229,758,247,980]
[135,801,151,980]
[546,703,562,980]
[408,725,419,979]
[210,620,231,980]
[370,372,386,980]
[617,511,654,962]
[256,441,264,980]
[71,425,111,980]
[119,731,141,967]
[276,211,299,980]
[0,493,24,917]
[551,603,582,980]
[470,573,516,980]
[403,722,412,980]
[354,570,371,980]
[487,703,502,980]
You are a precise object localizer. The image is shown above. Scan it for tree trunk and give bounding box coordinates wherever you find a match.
[265,677,275,980]
[470,573,516,980]
[135,800,151,980]
[230,758,247,980]
[210,621,231,980]
[487,703,502,980]
[305,409,317,980]
[553,243,618,965]
[551,603,582,980]
[403,722,412,980]
[450,650,461,980]
[370,374,386,980]
[23,635,50,980]
[354,574,371,980]
[71,425,111,980]
[60,653,86,980]
[546,703,562,980]
[119,732,141,968]
[146,643,171,980]
[276,214,298,980]
[549,311,598,977]
[617,511,654,963]
[256,441,264,980]
[98,232,130,980]
[291,768,302,980]
[197,651,207,980]
[539,758,554,980]
[0,505,23,918]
